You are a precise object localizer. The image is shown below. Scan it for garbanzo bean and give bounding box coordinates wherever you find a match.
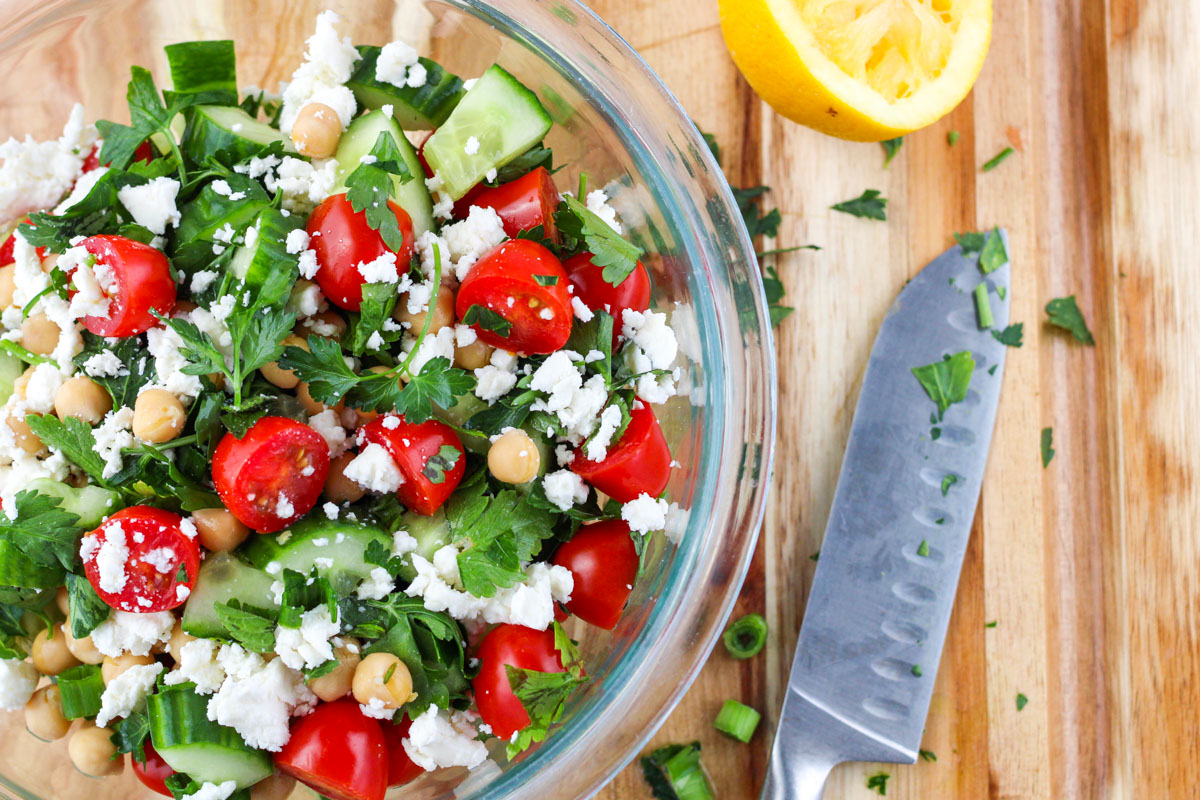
[290,102,343,159]
[68,723,122,777]
[132,388,186,443]
[260,334,308,390]
[454,339,494,370]
[351,651,415,709]
[308,637,361,702]
[101,653,155,685]
[24,685,71,741]
[19,314,60,355]
[488,429,541,484]
[192,507,250,552]
[32,624,80,676]
[324,452,365,504]
[54,376,112,424]
[394,285,455,334]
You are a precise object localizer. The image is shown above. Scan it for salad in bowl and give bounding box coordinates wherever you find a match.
[0,10,683,800]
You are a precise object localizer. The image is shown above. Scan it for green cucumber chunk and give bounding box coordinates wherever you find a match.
[347,47,465,130]
[57,664,104,720]
[423,64,552,200]
[240,518,390,596]
[433,394,489,455]
[148,684,273,788]
[332,109,433,237]
[181,553,278,639]
[228,207,305,307]
[182,105,285,167]
[0,350,22,405]
[0,540,64,589]
[166,41,238,106]
[395,509,450,582]
[26,478,117,528]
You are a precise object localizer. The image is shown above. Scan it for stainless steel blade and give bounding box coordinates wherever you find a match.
[762,233,1011,799]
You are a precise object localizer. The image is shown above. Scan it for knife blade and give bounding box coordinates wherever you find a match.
[761,233,1011,800]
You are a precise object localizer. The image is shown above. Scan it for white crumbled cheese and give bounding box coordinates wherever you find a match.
[375,40,420,87]
[298,249,320,279]
[622,493,669,533]
[0,658,38,711]
[555,444,576,467]
[356,251,398,284]
[0,103,95,221]
[586,404,624,462]
[428,176,455,221]
[176,585,191,602]
[280,11,360,134]
[139,546,177,574]
[82,350,125,378]
[322,502,339,520]
[464,135,481,156]
[93,520,129,594]
[528,352,607,441]
[287,280,327,318]
[92,406,136,479]
[274,605,339,671]
[403,326,455,377]
[359,696,396,720]
[485,167,498,183]
[96,662,163,727]
[285,228,311,256]
[473,348,518,403]
[91,611,175,657]
[23,362,65,413]
[454,324,478,348]
[207,644,317,752]
[61,247,110,318]
[189,782,237,800]
[406,63,428,88]
[273,156,341,213]
[344,443,403,494]
[308,409,347,457]
[441,206,508,281]
[393,529,418,556]
[402,705,489,772]
[542,469,589,511]
[356,566,395,600]
[586,189,623,234]
[117,177,182,235]
[275,494,295,520]
[571,296,594,322]
[190,269,219,294]
[164,638,226,692]
[621,310,679,404]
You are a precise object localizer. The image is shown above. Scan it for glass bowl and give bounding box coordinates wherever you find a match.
[0,1,776,797]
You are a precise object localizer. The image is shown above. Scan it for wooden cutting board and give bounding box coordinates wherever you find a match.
[591,1,1200,798]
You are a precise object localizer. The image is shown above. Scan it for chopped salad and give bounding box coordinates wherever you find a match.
[0,10,683,800]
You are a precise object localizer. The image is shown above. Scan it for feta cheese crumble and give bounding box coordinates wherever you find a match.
[0,659,37,711]
[117,177,182,235]
[344,443,404,493]
[90,611,175,657]
[542,469,588,512]
[96,662,163,727]
[621,493,669,534]
[274,605,339,671]
[402,705,489,771]
[280,11,360,134]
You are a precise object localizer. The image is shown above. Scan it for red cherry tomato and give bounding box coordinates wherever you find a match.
[473,624,569,740]
[551,520,639,630]
[358,414,465,516]
[415,132,435,179]
[81,140,153,173]
[78,235,176,338]
[564,252,651,346]
[307,193,415,312]
[379,716,425,787]
[132,740,176,797]
[80,506,200,613]
[276,699,388,800]
[213,417,331,533]
[467,167,561,243]
[571,401,671,503]
[455,239,572,354]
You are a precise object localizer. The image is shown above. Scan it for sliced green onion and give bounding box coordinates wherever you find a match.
[722,613,767,659]
[714,699,761,743]
[57,664,104,720]
[974,283,994,329]
[641,742,713,800]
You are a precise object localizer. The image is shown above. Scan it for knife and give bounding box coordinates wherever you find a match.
[760,233,1011,799]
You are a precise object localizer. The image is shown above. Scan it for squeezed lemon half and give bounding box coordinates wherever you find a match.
[719,0,992,141]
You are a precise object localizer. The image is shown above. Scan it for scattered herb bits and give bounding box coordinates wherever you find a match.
[881,137,903,167]
[912,351,975,420]
[917,540,931,558]
[831,189,888,220]
[640,742,713,800]
[919,749,938,762]
[1016,693,1029,711]
[867,771,891,795]
[974,283,994,329]
[1041,427,1055,468]
[1045,295,1095,345]
[982,146,1015,171]
[911,663,924,677]
[992,323,1024,348]
[947,131,961,147]
[713,699,761,743]
[722,613,767,659]
[978,228,1008,273]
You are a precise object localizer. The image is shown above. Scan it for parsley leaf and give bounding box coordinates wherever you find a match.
[867,771,891,795]
[982,146,1015,172]
[461,304,513,337]
[0,490,83,572]
[66,572,110,639]
[109,710,151,765]
[911,352,975,420]
[278,569,337,629]
[279,335,361,406]
[881,137,903,167]
[373,357,475,424]
[919,749,938,763]
[555,195,643,286]
[465,392,536,436]
[23,416,112,487]
[992,322,1024,347]
[214,600,277,653]
[421,445,461,485]
[979,228,1008,273]
[947,131,961,146]
[533,274,559,286]
[74,332,154,409]
[98,66,199,180]
[1041,427,1055,468]
[732,185,782,239]
[344,131,413,252]
[831,189,887,220]
[640,742,711,800]
[955,231,986,256]
[349,283,399,356]
[506,621,588,757]
[1016,693,1029,711]
[1045,295,1095,345]
[763,264,794,326]
[941,474,958,496]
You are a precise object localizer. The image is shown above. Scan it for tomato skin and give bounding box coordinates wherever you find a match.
[564,252,651,346]
[79,235,176,338]
[379,716,425,787]
[213,417,331,533]
[82,141,153,173]
[461,168,560,242]
[455,239,573,354]
[276,699,388,800]
[473,624,568,740]
[551,520,639,630]
[571,401,671,503]
[307,193,415,312]
[132,741,176,797]
[358,415,465,516]
[81,506,200,613]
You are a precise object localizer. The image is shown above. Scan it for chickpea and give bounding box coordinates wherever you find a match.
[455,339,494,371]
[251,773,297,800]
[488,429,541,484]
[101,653,155,685]
[24,685,71,741]
[0,263,16,307]
[296,382,344,417]
[192,507,250,552]
[55,586,70,616]
[307,637,361,702]
[54,376,112,424]
[68,723,123,777]
[300,310,347,340]
[325,452,365,504]
[261,334,308,390]
[7,413,44,456]
[351,652,415,709]
[40,253,60,272]
[167,622,195,664]
[394,284,455,334]
[20,314,61,356]
[133,389,186,443]
[62,624,104,665]
[290,102,343,159]
[32,624,81,675]
[173,299,198,315]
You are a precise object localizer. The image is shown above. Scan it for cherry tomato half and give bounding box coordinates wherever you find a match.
[132,740,176,797]
[358,414,466,516]
[81,140,154,174]
[380,715,425,787]
[552,520,639,630]
[307,193,415,312]
[571,401,671,503]
[473,624,569,740]
[213,416,331,533]
[455,239,572,354]
[564,252,651,347]
[462,167,561,243]
[78,235,176,338]
[81,506,200,613]
[276,699,388,800]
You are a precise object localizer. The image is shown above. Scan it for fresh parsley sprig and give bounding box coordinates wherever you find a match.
[97,66,199,183]
[1045,295,1095,345]
[0,491,83,572]
[555,194,643,286]
[831,189,888,220]
[506,621,588,758]
[911,351,975,420]
[344,131,414,252]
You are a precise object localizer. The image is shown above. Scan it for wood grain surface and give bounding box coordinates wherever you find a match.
[590,0,1200,798]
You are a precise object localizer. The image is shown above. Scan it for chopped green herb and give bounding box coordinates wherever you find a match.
[867,771,890,795]
[919,749,938,762]
[762,264,793,326]
[722,613,767,659]
[533,274,559,286]
[1041,427,1055,467]
[979,228,1008,273]
[809,550,820,562]
[998,286,1007,300]
[987,365,998,376]
[732,185,782,239]
[911,351,975,420]
[916,540,930,558]
[911,663,924,676]
[420,445,461,485]
[1045,295,1095,345]
[881,137,903,167]
[1016,693,1029,711]
[947,131,961,147]
[985,620,998,628]
[461,304,512,337]
[641,742,713,800]
[982,146,1015,171]
[935,518,945,525]
[931,427,942,440]
[713,699,761,742]
[941,474,958,495]
[831,189,887,221]
[955,231,986,256]
[974,283,994,329]
[992,323,1024,347]
[555,195,643,286]
[343,130,414,252]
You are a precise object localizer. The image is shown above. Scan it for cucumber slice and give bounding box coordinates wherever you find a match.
[26,478,117,528]
[332,110,434,237]
[433,394,489,455]
[166,41,238,106]
[181,553,278,639]
[229,207,305,307]
[182,105,285,167]
[176,175,271,247]
[241,518,390,596]
[0,350,22,405]
[148,684,273,788]
[423,64,552,200]
[347,47,465,130]
[0,540,64,589]
[395,509,450,582]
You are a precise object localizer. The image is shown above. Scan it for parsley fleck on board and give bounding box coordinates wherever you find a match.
[1016,693,1029,711]
[831,189,888,221]
[867,771,891,795]
[1041,427,1055,467]
[982,146,1015,171]
[1045,295,1095,344]
[881,137,903,167]
[919,749,938,763]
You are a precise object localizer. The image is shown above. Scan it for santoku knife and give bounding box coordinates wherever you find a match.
[761,233,1010,799]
